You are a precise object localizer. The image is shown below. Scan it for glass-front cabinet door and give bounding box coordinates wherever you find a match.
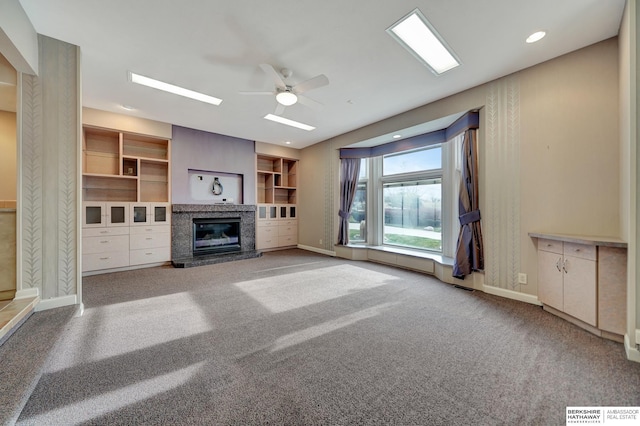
[278,205,297,219]
[152,203,170,225]
[107,203,129,226]
[258,205,268,220]
[130,202,171,226]
[130,203,149,226]
[83,202,105,227]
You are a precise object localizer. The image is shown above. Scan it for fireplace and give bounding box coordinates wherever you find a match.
[193,218,241,255]
[172,204,260,268]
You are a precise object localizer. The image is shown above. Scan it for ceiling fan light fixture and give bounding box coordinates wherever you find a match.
[276,91,298,106]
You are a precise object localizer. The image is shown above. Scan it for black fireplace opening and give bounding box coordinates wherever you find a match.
[193,217,241,255]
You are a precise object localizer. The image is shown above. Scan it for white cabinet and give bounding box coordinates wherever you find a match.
[82,202,171,274]
[538,238,597,326]
[256,204,297,250]
[532,233,627,340]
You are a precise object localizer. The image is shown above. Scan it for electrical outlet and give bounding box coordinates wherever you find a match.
[319,239,323,245]
[518,273,527,284]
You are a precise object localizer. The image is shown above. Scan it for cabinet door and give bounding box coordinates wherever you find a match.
[83,202,106,227]
[106,203,129,227]
[257,205,268,220]
[277,204,297,219]
[538,250,563,310]
[130,203,150,226]
[563,255,597,326]
[151,203,171,225]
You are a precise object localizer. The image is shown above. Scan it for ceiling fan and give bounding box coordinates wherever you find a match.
[240,63,329,115]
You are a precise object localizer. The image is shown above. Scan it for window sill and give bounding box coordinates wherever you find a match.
[337,244,454,268]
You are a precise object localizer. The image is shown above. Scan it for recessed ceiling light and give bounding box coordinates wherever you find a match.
[393,134,402,139]
[121,104,135,111]
[285,141,291,145]
[526,31,546,44]
[128,71,222,106]
[387,8,460,75]
[264,114,315,131]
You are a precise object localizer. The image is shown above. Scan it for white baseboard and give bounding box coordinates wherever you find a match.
[297,244,336,257]
[14,287,39,299]
[35,295,78,312]
[482,284,542,306]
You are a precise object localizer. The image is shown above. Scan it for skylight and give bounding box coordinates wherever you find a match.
[387,8,460,75]
[128,72,222,106]
[264,114,315,131]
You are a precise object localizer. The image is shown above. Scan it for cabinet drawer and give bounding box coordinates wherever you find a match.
[257,226,278,239]
[257,236,279,249]
[130,225,171,235]
[278,234,298,246]
[130,246,171,266]
[83,235,129,254]
[278,224,298,237]
[130,232,170,250]
[563,242,596,261]
[258,220,278,228]
[279,219,297,226]
[538,238,562,254]
[83,227,129,237]
[83,251,129,272]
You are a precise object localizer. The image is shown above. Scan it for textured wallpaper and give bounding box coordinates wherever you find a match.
[484,75,522,290]
[21,35,79,299]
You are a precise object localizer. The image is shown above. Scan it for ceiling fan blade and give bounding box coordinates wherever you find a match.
[293,74,329,94]
[274,103,286,115]
[297,94,323,110]
[239,91,275,95]
[259,63,286,90]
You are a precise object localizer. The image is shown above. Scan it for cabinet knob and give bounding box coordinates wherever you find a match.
[100,257,110,260]
[100,240,110,244]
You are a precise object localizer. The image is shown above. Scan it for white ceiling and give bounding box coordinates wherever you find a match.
[18,0,626,149]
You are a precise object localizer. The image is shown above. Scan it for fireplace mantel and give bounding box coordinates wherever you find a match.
[171,204,261,267]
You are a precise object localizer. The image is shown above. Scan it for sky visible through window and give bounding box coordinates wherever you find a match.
[383,146,441,175]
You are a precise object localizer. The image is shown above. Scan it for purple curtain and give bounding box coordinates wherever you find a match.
[337,158,361,245]
[453,129,484,279]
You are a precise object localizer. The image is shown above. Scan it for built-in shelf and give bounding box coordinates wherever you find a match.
[82,126,171,202]
[256,154,298,251]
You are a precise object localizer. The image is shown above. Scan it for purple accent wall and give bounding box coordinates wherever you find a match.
[171,126,256,204]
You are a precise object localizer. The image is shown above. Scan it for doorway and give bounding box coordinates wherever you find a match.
[0,52,17,306]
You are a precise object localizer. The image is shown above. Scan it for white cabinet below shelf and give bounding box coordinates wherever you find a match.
[531,232,627,340]
[256,207,298,250]
[82,202,171,274]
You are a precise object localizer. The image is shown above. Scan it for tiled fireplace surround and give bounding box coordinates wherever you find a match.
[171,204,261,267]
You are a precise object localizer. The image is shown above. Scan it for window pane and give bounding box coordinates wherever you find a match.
[358,158,367,180]
[383,146,442,175]
[383,179,441,251]
[349,182,367,243]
